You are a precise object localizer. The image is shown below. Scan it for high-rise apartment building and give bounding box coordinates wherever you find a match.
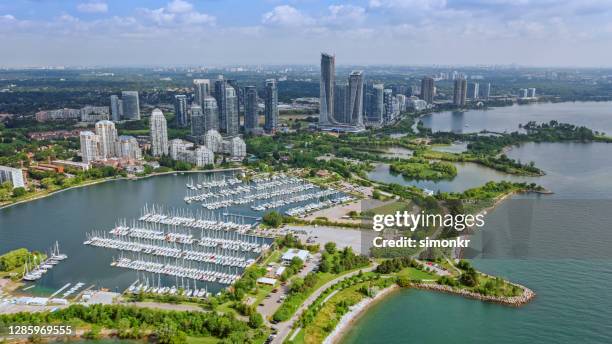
[319,53,336,126]
[365,83,384,124]
[453,78,468,106]
[347,71,364,127]
[468,82,480,100]
[420,77,435,103]
[190,105,205,137]
[334,82,349,124]
[80,131,100,164]
[121,91,140,120]
[110,95,122,122]
[150,108,168,157]
[95,120,118,159]
[174,95,188,127]
[225,87,239,136]
[193,79,211,106]
[244,86,258,132]
[0,166,26,189]
[481,83,491,99]
[202,96,219,132]
[264,79,278,132]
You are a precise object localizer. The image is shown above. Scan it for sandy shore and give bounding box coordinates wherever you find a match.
[323,285,399,344]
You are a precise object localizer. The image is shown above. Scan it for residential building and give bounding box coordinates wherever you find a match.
[264,79,279,132]
[80,106,110,123]
[121,91,140,120]
[224,86,239,136]
[193,79,211,106]
[334,82,349,124]
[347,71,365,127]
[190,105,205,138]
[117,135,142,161]
[0,166,25,189]
[420,77,435,103]
[150,108,168,157]
[244,86,259,132]
[204,129,223,153]
[319,53,336,126]
[202,96,219,132]
[110,95,123,121]
[174,95,188,127]
[365,83,384,125]
[95,120,118,159]
[467,82,480,100]
[528,88,536,98]
[453,78,468,106]
[79,131,100,164]
[480,83,491,99]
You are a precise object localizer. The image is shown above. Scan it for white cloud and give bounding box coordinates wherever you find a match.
[1,14,16,21]
[369,0,447,10]
[166,0,193,14]
[326,5,366,25]
[262,5,314,27]
[77,2,108,14]
[139,1,215,26]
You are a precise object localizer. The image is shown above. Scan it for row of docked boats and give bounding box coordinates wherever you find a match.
[285,195,355,217]
[113,258,240,284]
[251,188,338,211]
[22,242,68,282]
[139,212,252,233]
[84,236,251,268]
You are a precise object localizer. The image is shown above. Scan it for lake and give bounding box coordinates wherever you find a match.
[343,103,612,343]
[420,101,612,134]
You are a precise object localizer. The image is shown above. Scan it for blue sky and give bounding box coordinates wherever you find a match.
[1,0,612,67]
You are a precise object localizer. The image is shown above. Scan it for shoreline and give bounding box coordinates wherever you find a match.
[324,285,399,344]
[0,167,243,211]
[412,281,535,306]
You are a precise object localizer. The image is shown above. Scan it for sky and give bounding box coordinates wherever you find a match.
[1,0,612,67]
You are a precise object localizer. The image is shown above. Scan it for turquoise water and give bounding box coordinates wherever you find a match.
[344,123,612,342]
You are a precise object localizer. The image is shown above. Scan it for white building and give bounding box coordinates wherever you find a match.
[81,106,110,122]
[0,165,25,189]
[95,120,118,159]
[225,136,246,159]
[79,131,100,164]
[204,129,223,153]
[150,108,169,157]
[117,135,142,161]
[169,139,214,167]
[407,98,428,112]
[281,249,310,263]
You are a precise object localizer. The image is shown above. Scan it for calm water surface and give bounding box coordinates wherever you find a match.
[344,103,612,344]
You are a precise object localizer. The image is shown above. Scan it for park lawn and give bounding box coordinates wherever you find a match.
[263,250,282,265]
[275,265,371,323]
[367,200,412,216]
[187,336,221,344]
[301,283,366,344]
[395,267,436,280]
[286,328,306,344]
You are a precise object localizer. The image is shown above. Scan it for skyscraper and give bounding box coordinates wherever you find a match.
[420,77,435,103]
[95,120,118,159]
[334,82,349,124]
[348,71,364,127]
[365,83,384,124]
[214,78,228,134]
[481,83,491,99]
[117,136,142,161]
[202,96,219,132]
[193,79,211,106]
[467,82,480,100]
[383,89,394,123]
[264,79,278,132]
[453,78,468,106]
[110,95,122,122]
[121,91,140,120]
[225,87,239,136]
[244,86,258,132]
[150,108,168,157]
[190,104,205,138]
[174,95,188,127]
[319,53,336,126]
[528,88,536,98]
[79,131,100,164]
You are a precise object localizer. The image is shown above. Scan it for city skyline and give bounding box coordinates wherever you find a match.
[2,0,612,67]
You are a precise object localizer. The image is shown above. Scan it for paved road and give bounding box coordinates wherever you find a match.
[258,254,321,326]
[272,263,378,344]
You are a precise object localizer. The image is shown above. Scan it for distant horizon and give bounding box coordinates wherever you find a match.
[2,1,612,67]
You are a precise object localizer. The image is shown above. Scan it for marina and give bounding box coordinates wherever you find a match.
[21,242,68,282]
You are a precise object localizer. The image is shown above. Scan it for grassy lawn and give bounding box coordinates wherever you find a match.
[366,200,412,216]
[187,336,221,344]
[395,267,436,280]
